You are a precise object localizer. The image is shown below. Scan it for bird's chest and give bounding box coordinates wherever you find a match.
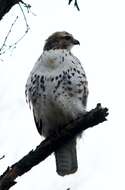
[26,50,87,110]
[37,68,85,100]
[28,56,86,100]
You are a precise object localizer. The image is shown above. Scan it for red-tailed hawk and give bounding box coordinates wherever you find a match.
[25,31,88,176]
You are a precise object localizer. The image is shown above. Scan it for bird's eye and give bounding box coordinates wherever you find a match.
[64,36,72,40]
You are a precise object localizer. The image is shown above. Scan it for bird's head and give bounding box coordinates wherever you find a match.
[43,31,80,51]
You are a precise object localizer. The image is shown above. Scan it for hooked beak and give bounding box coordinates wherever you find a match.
[73,39,80,45]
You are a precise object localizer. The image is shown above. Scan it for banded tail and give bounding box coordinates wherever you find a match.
[55,138,78,176]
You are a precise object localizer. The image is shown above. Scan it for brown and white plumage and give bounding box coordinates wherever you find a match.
[25,31,89,176]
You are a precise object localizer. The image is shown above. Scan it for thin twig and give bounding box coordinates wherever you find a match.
[68,0,80,11]
[0,16,18,55]
[20,1,36,16]
[0,155,5,160]
[18,2,30,31]
[68,0,73,4]
[74,0,80,11]
[0,2,30,58]
[6,3,30,53]
[5,2,30,49]
[20,0,31,12]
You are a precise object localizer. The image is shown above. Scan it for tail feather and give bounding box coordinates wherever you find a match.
[55,138,78,176]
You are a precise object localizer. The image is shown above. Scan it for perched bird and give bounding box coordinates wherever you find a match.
[25,31,89,176]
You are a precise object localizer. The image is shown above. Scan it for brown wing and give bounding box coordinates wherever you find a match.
[82,84,89,107]
[33,109,42,135]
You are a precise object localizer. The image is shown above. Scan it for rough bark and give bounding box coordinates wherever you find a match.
[0,104,108,190]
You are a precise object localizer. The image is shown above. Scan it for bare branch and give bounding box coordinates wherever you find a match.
[0,155,5,160]
[20,1,36,16]
[20,0,31,11]
[0,16,19,55]
[0,2,31,58]
[74,0,80,11]
[0,104,109,190]
[18,3,29,31]
[0,0,20,21]
[68,0,80,11]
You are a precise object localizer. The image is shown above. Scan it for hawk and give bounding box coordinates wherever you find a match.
[25,31,88,176]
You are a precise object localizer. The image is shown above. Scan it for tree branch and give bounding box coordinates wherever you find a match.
[0,0,79,21]
[0,16,19,56]
[68,0,80,11]
[0,1,31,58]
[0,155,5,160]
[0,103,108,190]
[0,0,20,21]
